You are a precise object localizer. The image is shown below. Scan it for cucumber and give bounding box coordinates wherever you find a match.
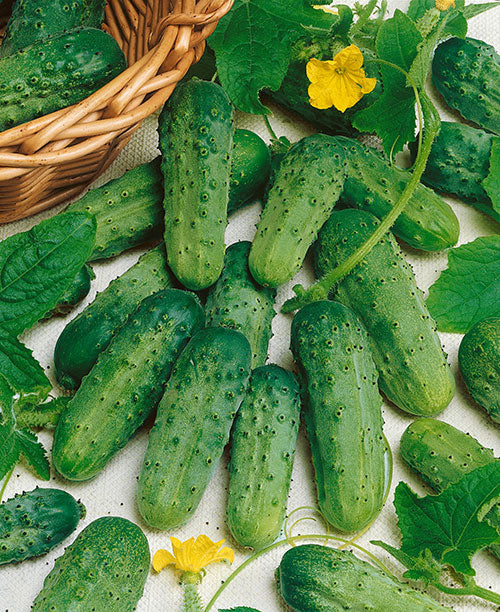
[409,121,500,223]
[159,79,234,290]
[0,487,84,565]
[0,0,105,57]
[249,134,347,288]
[32,516,149,612]
[459,317,500,422]
[15,396,70,430]
[277,544,453,611]
[137,327,252,530]
[314,209,455,416]
[290,300,386,532]
[400,417,500,559]
[46,264,94,318]
[226,364,300,550]
[53,289,204,481]
[205,241,276,368]
[433,36,500,135]
[0,27,126,132]
[54,244,174,391]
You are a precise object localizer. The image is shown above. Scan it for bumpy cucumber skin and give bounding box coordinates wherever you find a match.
[226,365,300,550]
[0,28,126,132]
[459,317,500,421]
[32,516,149,612]
[205,241,276,368]
[159,79,233,290]
[314,209,455,416]
[137,327,251,530]
[335,136,459,251]
[0,0,105,57]
[291,300,386,532]
[277,545,453,612]
[432,37,500,135]
[249,134,347,288]
[54,244,174,391]
[400,418,500,559]
[0,488,84,565]
[53,289,204,481]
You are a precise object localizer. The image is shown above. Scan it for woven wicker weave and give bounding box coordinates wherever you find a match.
[0,0,233,223]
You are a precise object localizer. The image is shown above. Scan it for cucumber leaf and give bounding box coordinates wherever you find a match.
[463,2,500,20]
[482,136,500,215]
[220,609,262,612]
[427,235,500,333]
[15,428,50,481]
[0,376,20,481]
[0,211,96,336]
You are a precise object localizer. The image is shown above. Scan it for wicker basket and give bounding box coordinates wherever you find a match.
[0,0,233,223]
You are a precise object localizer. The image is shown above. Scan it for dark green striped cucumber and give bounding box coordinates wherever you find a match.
[226,365,300,550]
[400,418,500,559]
[277,545,453,611]
[0,487,84,565]
[459,317,500,422]
[410,121,500,223]
[53,289,204,481]
[314,209,455,416]
[432,37,500,135]
[249,134,347,288]
[0,28,126,132]
[290,300,386,533]
[47,264,94,318]
[32,516,149,612]
[54,244,174,391]
[137,327,251,530]
[335,136,459,251]
[0,0,105,57]
[205,241,276,368]
[159,79,233,290]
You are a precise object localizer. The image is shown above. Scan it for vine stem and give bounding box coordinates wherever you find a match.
[263,115,278,141]
[0,465,14,503]
[434,579,500,606]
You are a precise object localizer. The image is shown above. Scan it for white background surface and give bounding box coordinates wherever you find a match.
[1,1,500,610]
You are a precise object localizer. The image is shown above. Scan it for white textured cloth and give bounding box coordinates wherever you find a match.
[1,3,500,610]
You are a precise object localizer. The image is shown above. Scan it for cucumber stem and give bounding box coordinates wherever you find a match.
[0,465,14,503]
[263,115,278,141]
[183,580,204,612]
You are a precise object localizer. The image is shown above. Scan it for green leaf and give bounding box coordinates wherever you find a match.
[463,2,500,20]
[482,136,500,215]
[219,609,262,612]
[407,18,449,89]
[0,211,96,335]
[15,428,50,481]
[373,542,442,585]
[427,235,500,333]
[0,376,20,481]
[394,463,500,576]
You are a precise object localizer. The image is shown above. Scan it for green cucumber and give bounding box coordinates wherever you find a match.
[53,289,204,481]
[459,317,500,422]
[277,544,453,611]
[290,300,386,532]
[249,134,347,288]
[0,0,105,57]
[314,209,455,416]
[159,79,234,290]
[0,27,126,132]
[432,36,500,135]
[400,417,500,559]
[15,396,70,430]
[54,244,174,391]
[205,241,276,368]
[32,516,149,611]
[137,327,251,530]
[47,264,94,318]
[226,364,300,550]
[0,487,84,565]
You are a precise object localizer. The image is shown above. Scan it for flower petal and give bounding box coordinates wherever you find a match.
[332,73,364,112]
[152,549,176,573]
[334,44,364,72]
[306,58,337,84]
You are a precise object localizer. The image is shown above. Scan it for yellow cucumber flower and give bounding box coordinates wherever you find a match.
[152,535,235,576]
[435,0,455,10]
[313,4,339,14]
[306,44,377,113]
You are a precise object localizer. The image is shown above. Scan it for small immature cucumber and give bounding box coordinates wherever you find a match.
[314,209,455,416]
[0,28,126,132]
[159,79,234,290]
[226,365,300,550]
[291,300,386,533]
[53,289,204,481]
[249,134,347,288]
[54,244,174,391]
[205,241,276,368]
[0,0,105,57]
[47,264,94,318]
[400,417,500,560]
[432,37,500,135]
[15,396,70,430]
[137,327,251,530]
[277,544,453,611]
[0,487,84,565]
[32,516,149,612]
[459,317,500,422]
